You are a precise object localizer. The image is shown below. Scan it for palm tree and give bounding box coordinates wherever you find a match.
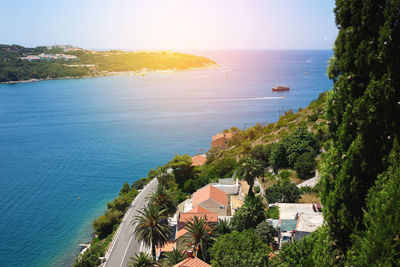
[183,216,216,262]
[238,156,264,197]
[161,248,186,266]
[134,203,172,260]
[216,218,232,235]
[128,252,154,267]
[147,184,177,216]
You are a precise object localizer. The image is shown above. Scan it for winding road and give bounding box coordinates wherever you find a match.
[103,178,158,267]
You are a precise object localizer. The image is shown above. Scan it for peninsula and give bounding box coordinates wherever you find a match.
[0,44,217,83]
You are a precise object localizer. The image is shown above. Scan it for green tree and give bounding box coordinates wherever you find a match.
[293,152,316,180]
[133,204,172,260]
[92,209,122,239]
[347,145,400,266]
[119,182,131,195]
[210,229,271,267]
[147,185,177,216]
[167,154,198,188]
[265,181,300,203]
[231,195,266,231]
[128,252,154,267]
[238,156,265,196]
[321,0,400,253]
[183,216,216,262]
[255,221,278,246]
[248,144,274,166]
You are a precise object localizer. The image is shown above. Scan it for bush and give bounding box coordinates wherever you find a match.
[265,182,301,203]
[255,221,278,246]
[308,113,318,122]
[92,210,123,239]
[265,206,279,219]
[248,144,274,166]
[254,185,261,194]
[231,195,266,231]
[294,152,316,180]
[210,229,271,267]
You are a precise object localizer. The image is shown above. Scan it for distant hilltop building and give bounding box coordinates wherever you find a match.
[211,132,233,149]
[19,53,77,61]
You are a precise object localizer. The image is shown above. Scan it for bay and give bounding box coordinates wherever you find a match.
[0,50,332,266]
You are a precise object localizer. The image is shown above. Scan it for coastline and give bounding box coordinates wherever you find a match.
[0,64,219,85]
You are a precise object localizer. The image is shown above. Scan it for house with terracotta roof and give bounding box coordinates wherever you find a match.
[191,155,207,167]
[175,206,219,250]
[211,132,233,149]
[192,185,228,216]
[178,206,218,230]
[173,255,211,267]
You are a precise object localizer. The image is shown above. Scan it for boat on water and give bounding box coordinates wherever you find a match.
[272,85,290,92]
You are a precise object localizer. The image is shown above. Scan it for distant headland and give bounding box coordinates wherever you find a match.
[0,44,218,83]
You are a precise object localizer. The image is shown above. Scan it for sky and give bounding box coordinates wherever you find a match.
[0,0,337,50]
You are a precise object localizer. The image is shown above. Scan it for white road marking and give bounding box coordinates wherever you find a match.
[119,234,134,267]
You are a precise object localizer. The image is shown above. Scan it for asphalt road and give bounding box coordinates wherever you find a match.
[104,178,158,267]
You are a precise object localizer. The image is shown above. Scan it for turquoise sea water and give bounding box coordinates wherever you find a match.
[0,50,332,266]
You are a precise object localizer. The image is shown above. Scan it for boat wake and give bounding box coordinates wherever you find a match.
[184,96,285,103]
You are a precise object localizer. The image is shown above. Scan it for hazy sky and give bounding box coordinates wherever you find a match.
[0,0,337,50]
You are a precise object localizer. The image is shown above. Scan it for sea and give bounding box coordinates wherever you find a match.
[0,50,333,266]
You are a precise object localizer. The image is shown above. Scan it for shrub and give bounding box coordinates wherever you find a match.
[294,152,316,180]
[255,221,278,246]
[210,229,271,267]
[231,195,266,231]
[265,182,301,203]
[92,210,123,239]
[254,185,261,194]
[265,206,279,219]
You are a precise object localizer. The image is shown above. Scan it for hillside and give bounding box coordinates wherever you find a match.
[0,44,217,83]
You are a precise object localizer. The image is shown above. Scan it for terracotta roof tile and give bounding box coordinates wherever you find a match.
[176,228,188,239]
[173,256,212,267]
[188,206,210,213]
[192,185,227,207]
[156,241,175,254]
[179,212,218,223]
[191,155,207,166]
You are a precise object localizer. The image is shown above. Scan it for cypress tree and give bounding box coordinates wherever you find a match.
[321,0,400,252]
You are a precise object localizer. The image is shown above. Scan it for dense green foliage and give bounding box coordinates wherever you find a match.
[320,0,400,255]
[265,206,279,219]
[231,195,266,231]
[210,229,271,267]
[270,127,319,172]
[347,145,400,266]
[293,151,316,179]
[92,186,138,238]
[255,221,278,246]
[265,181,301,203]
[0,44,216,82]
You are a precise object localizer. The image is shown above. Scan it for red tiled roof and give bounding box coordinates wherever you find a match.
[192,185,227,207]
[191,155,207,166]
[173,256,212,267]
[156,241,175,254]
[176,228,188,239]
[179,212,218,224]
[188,206,210,213]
